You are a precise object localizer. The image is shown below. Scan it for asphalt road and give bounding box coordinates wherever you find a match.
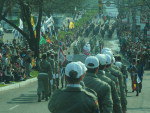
[0,81,50,113]
[1,22,150,113]
[0,71,150,113]
[127,71,150,113]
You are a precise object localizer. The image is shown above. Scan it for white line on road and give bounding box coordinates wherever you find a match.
[9,105,19,110]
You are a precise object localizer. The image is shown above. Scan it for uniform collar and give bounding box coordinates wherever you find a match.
[67,84,82,88]
[86,72,98,78]
[98,70,105,76]
[104,68,110,72]
[64,86,83,92]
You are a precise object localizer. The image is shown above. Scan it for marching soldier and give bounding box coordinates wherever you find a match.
[96,54,123,113]
[115,55,128,94]
[102,49,127,113]
[48,62,100,113]
[54,53,59,89]
[47,51,55,95]
[37,53,51,102]
[83,56,113,113]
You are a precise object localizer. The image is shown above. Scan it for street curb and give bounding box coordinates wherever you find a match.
[0,78,37,92]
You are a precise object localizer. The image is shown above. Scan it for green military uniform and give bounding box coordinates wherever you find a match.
[37,73,49,101]
[48,86,100,113]
[47,57,55,75]
[109,65,127,112]
[47,56,55,95]
[83,72,113,113]
[53,58,59,90]
[80,39,85,52]
[37,59,51,101]
[97,70,123,113]
[105,68,120,94]
[121,64,128,94]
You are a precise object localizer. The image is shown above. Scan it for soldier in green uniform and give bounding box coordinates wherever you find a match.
[115,55,128,95]
[104,55,120,95]
[37,53,51,102]
[48,62,100,113]
[47,51,55,96]
[54,53,59,90]
[102,49,127,113]
[83,56,113,113]
[96,54,123,113]
[109,64,127,113]
[73,44,79,54]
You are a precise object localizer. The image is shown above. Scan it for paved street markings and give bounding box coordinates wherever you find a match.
[9,105,19,110]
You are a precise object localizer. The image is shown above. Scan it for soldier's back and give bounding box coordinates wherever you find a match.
[97,71,123,113]
[48,87,100,113]
[83,72,113,113]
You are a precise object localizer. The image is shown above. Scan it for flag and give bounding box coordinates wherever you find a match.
[46,39,51,43]
[31,16,36,37]
[40,37,47,45]
[19,19,23,30]
[31,16,35,27]
[69,21,75,29]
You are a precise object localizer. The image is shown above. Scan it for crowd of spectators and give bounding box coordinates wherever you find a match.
[0,39,35,84]
[118,24,150,70]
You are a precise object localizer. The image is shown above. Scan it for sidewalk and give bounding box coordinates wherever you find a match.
[0,77,37,92]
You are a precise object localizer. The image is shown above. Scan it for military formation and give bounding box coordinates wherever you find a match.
[48,48,127,113]
[34,15,132,113]
[36,15,147,113]
[37,45,129,113]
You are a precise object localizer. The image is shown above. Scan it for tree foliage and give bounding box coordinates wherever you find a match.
[0,0,94,57]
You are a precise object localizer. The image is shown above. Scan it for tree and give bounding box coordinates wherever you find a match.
[44,0,86,14]
[0,0,43,58]
[0,0,93,58]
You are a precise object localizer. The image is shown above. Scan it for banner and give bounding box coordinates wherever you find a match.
[31,16,36,37]
[40,37,46,45]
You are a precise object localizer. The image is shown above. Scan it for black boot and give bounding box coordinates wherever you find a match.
[38,94,41,102]
[45,96,48,101]
[42,92,45,100]
[136,91,139,96]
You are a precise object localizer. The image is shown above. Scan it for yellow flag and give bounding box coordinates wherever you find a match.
[31,16,35,27]
[69,22,75,29]
[31,16,36,37]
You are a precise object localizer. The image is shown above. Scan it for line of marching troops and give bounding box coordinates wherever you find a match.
[37,47,129,113]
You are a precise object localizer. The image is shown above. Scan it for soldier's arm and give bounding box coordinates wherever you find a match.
[111,81,123,113]
[92,99,100,113]
[48,95,55,113]
[120,87,127,112]
[102,84,113,113]
[86,91,100,113]
[48,90,61,113]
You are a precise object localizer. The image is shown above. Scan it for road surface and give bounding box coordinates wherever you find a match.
[0,81,50,113]
[0,25,150,113]
[0,71,150,113]
[127,71,150,113]
[0,23,150,113]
